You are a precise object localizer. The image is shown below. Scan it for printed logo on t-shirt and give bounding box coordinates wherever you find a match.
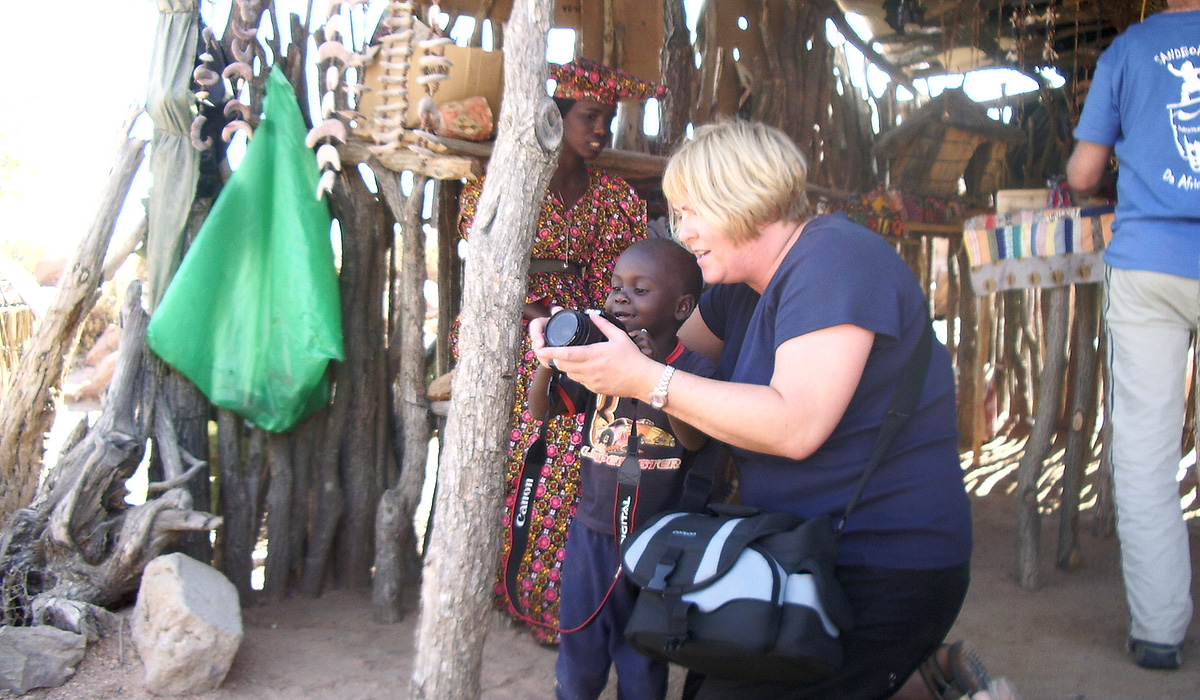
[582,395,681,470]
[1159,52,1200,185]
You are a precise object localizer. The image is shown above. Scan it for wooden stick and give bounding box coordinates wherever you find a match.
[1017,286,1070,589]
[0,110,147,523]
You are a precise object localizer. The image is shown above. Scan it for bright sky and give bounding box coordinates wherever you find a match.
[1,0,159,255]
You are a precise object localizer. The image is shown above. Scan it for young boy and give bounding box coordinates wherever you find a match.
[529,238,717,700]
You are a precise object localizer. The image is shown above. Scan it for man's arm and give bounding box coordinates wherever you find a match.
[1066,140,1114,199]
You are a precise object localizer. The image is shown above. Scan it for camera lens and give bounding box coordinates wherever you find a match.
[544,310,592,347]
[544,309,627,347]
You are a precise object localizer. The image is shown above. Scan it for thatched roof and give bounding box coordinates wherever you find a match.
[837,0,1160,87]
[874,88,1024,198]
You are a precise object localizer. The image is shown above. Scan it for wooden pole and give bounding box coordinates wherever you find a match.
[1017,286,1070,589]
[1057,283,1100,570]
[373,170,433,623]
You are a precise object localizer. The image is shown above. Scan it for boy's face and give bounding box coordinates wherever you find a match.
[604,247,687,336]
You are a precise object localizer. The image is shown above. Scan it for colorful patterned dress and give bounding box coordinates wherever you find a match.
[458,166,647,643]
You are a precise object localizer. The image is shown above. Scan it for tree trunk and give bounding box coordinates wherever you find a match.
[658,0,694,154]
[328,171,396,590]
[214,408,266,602]
[0,118,146,524]
[373,169,432,623]
[1057,283,1100,570]
[956,250,980,456]
[297,385,348,597]
[410,1,559,698]
[435,181,464,378]
[155,371,213,562]
[261,433,295,600]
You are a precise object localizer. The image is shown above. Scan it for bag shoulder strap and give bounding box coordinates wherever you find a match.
[674,439,726,512]
[674,319,933,528]
[836,318,933,533]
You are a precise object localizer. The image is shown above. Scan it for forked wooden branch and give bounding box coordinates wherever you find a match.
[0,281,222,632]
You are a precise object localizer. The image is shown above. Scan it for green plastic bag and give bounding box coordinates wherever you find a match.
[147,66,344,432]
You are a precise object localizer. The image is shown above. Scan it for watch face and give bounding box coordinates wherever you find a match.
[650,393,666,409]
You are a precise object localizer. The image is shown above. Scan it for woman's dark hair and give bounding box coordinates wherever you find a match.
[553,97,577,118]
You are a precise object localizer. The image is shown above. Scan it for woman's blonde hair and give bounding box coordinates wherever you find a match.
[662,120,810,245]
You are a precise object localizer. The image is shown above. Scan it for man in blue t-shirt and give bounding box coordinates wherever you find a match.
[1067,0,1200,671]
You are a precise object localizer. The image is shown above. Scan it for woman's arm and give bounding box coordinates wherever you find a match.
[667,417,708,452]
[535,314,872,461]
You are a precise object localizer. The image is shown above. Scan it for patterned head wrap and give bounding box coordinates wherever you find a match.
[550,57,667,104]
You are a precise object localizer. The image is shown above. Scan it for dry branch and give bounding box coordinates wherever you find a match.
[0,110,147,524]
[1016,286,1071,589]
[373,167,431,623]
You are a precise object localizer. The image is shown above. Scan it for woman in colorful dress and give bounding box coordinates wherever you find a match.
[457,57,666,643]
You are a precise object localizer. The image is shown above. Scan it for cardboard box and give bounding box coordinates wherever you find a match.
[995,189,1051,214]
[354,44,504,138]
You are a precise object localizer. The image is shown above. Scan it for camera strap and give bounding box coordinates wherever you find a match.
[502,369,640,634]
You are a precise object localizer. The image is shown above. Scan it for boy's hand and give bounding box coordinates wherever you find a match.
[629,328,655,359]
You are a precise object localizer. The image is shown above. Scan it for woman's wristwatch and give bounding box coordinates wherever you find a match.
[649,365,676,409]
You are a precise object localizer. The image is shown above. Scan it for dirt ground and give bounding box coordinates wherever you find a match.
[4,441,1199,700]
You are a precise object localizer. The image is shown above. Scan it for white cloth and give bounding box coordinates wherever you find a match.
[1104,266,1197,645]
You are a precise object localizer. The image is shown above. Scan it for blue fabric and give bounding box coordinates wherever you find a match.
[558,347,718,535]
[1073,9,1200,279]
[556,519,669,700]
[697,212,971,569]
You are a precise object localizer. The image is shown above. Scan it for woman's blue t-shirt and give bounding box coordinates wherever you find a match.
[698,212,972,569]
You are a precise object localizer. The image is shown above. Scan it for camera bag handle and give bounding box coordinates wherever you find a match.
[672,317,933,537]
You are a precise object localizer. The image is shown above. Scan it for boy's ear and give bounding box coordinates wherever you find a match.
[674,293,697,322]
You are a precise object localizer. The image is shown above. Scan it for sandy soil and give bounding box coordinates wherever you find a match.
[4,446,1199,700]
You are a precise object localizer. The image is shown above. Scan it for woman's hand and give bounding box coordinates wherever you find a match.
[534,311,659,398]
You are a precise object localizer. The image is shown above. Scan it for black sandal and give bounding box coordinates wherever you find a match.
[918,641,992,700]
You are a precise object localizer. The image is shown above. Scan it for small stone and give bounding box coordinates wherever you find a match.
[0,625,87,694]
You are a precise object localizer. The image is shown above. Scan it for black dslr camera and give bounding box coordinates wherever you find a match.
[543,309,627,347]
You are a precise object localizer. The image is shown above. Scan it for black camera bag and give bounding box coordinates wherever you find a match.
[621,503,851,683]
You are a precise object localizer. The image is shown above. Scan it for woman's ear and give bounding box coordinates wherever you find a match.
[675,294,697,322]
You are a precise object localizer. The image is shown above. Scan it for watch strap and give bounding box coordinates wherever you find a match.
[651,365,675,407]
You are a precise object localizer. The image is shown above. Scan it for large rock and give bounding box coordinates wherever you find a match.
[131,553,243,696]
[0,625,87,694]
